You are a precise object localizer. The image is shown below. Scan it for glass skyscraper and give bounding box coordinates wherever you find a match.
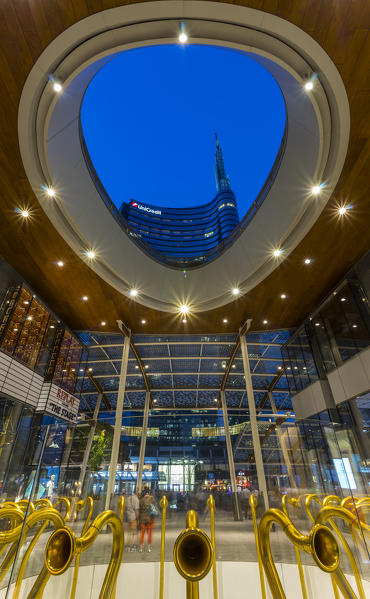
[120,136,239,266]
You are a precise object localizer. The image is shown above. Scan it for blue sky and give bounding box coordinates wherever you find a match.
[81,44,286,216]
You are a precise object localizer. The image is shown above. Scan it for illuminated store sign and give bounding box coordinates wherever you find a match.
[131,202,161,216]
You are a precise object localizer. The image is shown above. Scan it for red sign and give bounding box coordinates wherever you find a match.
[56,387,75,407]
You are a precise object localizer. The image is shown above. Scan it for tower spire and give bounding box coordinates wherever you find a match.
[214,133,231,192]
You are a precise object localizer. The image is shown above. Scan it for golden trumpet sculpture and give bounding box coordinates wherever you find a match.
[70,496,94,599]
[258,507,344,599]
[174,509,213,599]
[38,509,124,599]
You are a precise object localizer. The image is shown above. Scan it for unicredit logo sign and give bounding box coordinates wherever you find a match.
[131,202,161,215]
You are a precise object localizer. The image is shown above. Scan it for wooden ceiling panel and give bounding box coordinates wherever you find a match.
[0,0,369,335]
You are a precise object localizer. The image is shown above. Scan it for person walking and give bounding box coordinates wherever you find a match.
[139,488,155,552]
[125,490,139,551]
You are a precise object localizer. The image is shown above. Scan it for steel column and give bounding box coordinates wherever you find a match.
[268,391,296,490]
[105,333,130,510]
[220,390,241,520]
[136,390,151,495]
[78,393,103,494]
[240,332,269,510]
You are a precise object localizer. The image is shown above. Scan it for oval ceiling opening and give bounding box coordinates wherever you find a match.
[81,44,286,267]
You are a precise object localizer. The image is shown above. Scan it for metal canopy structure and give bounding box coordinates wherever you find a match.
[76,330,292,414]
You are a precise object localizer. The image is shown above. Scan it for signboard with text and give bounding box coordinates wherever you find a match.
[38,382,80,424]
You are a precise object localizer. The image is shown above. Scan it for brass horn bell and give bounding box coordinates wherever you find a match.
[174,510,213,599]
[45,528,75,575]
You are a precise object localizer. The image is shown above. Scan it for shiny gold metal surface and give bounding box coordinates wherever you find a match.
[43,510,124,599]
[159,495,168,599]
[206,495,218,599]
[53,497,71,522]
[70,497,94,599]
[174,509,213,599]
[12,507,65,599]
[258,508,340,599]
[45,527,76,575]
[250,494,266,599]
[315,505,366,599]
[281,494,308,599]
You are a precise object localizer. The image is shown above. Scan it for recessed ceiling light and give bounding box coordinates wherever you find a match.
[50,325,55,329]
[315,322,320,326]
[304,258,312,264]
[311,185,322,195]
[82,296,88,301]
[340,297,346,302]
[214,398,218,402]
[182,318,187,323]
[280,294,287,299]
[263,319,268,324]
[101,321,106,326]
[303,367,307,370]
[24,301,29,305]
[179,304,189,315]
[27,316,33,321]
[130,288,138,297]
[46,187,56,197]
[222,364,226,369]
[141,319,146,324]
[20,209,30,218]
[232,364,236,369]
[287,367,291,370]
[86,250,95,259]
[352,324,357,328]
[294,366,298,370]
[135,365,139,369]
[232,287,240,296]
[179,32,188,43]
[53,81,62,93]
[338,206,349,215]
[57,261,64,267]
[153,399,157,403]
[278,366,282,370]
[145,365,149,369]
[304,80,314,91]
[88,368,93,372]
[79,368,84,372]
[223,318,228,323]
[272,248,282,257]
[13,328,18,332]
[62,369,67,373]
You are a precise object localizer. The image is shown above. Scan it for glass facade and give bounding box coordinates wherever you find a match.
[0,260,368,597]
[282,252,370,394]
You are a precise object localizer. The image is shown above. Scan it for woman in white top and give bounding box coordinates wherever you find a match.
[125,491,140,551]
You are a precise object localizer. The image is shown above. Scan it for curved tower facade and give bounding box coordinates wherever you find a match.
[120,136,239,267]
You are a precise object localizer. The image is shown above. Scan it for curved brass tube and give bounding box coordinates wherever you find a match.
[258,508,341,599]
[12,508,65,599]
[16,500,35,514]
[0,507,26,582]
[250,494,266,599]
[53,497,71,522]
[117,496,125,521]
[70,497,94,599]
[207,495,218,599]
[159,495,168,599]
[302,494,323,524]
[34,499,52,510]
[322,495,341,506]
[341,496,360,512]
[281,495,308,599]
[174,510,213,599]
[315,505,366,599]
[28,510,124,599]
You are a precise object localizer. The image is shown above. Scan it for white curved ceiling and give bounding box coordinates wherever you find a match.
[18,1,349,314]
